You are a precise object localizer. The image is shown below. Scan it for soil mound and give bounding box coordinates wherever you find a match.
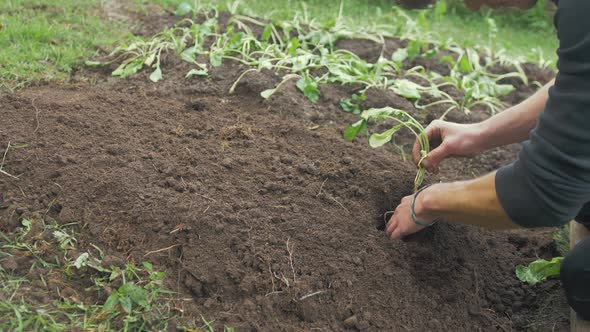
[0,16,566,331]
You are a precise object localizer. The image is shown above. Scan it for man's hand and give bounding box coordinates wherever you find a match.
[385,192,436,240]
[412,120,485,172]
[385,175,519,241]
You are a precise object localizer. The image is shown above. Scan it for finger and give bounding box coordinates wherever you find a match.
[390,227,403,241]
[413,121,443,165]
[421,144,448,172]
[386,214,397,235]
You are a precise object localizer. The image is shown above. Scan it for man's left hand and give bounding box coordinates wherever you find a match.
[385,194,433,240]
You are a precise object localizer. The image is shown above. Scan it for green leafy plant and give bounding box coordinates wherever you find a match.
[345,107,429,191]
[94,2,534,119]
[340,92,366,114]
[0,219,184,331]
[296,76,320,103]
[515,257,563,285]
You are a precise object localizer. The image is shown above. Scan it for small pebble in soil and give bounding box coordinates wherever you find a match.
[356,320,370,331]
[352,256,362,265]
[343,315,358,328]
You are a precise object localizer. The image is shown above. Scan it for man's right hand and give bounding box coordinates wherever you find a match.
[412,120,486,172]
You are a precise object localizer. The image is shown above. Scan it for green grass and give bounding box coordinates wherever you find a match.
[0,0,125,91]
[0,218,177,330]
[554,224,570,256]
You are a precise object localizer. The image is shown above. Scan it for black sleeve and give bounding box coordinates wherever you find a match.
[495,0,590,228]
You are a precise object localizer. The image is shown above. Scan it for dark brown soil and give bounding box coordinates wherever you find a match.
[0,14,568,331]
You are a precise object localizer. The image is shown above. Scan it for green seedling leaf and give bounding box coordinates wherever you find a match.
[458,55,472,73]
[392,48,408,63]
[175,2,193,15]
[209,51,223,67]
[391,79,421,100]
[103,293,119,311]
[120,283,148,308]
[185,68,209,78]
[296,77,320,103]
[515,257,563,285]
[73,252,90,269]
[434,0,447,19]
[261,24,273,41]
[120,296,133,313]
[407,40,423,60]
[180,47,198,64]
[340,98,357,113]
[112,59,144,78]
[439,55,456,66]
[149,66,162,82]
[343,119,367,141]
[21,218,32,230]
[424,48,438,59]
[340,93,366,115]
[369,128,396,148]
[288,38,300,57]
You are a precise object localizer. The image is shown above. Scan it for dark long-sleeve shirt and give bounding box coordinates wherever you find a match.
[495,0,590,228]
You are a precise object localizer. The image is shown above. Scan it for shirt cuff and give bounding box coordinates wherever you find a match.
[495,162,557,228]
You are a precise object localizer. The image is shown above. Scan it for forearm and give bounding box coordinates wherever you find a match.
[416,172,519,230]
[476,79,554,151]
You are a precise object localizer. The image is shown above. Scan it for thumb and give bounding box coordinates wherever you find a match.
[420,144,448,172]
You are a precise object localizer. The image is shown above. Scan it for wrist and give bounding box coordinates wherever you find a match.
[470,121,495,153]
[414,184,444,222]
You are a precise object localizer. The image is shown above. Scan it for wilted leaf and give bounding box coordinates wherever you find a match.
[209,51,223,67]
[112,59,143,78]
[185,68,208,78]
[149,66,162,82]
[73,252,90,269]
[392,48,408,63]
[369,128,395,147]
[391,79,421,100]
[515,257,563,285]
[361,107,399,121]
[260,88,275,99]
[180,47,198,63]
[144,53,156,66]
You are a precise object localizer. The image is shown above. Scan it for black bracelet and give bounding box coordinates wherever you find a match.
[410,185,437,227]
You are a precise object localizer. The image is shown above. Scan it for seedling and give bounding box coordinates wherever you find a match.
[516,257,563,285]
[340,92,366,115]
[95,2,532,118]
[345,107,429,192]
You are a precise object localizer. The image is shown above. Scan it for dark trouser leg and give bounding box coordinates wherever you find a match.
[575,202,590,229]
[561,236,590,320]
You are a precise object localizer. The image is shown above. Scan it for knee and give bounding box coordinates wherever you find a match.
[561,242,590,320]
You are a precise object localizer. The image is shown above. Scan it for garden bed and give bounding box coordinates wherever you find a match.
[0,12,567,331]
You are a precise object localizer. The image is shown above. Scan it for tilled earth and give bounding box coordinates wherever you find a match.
[0,13,567,331]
